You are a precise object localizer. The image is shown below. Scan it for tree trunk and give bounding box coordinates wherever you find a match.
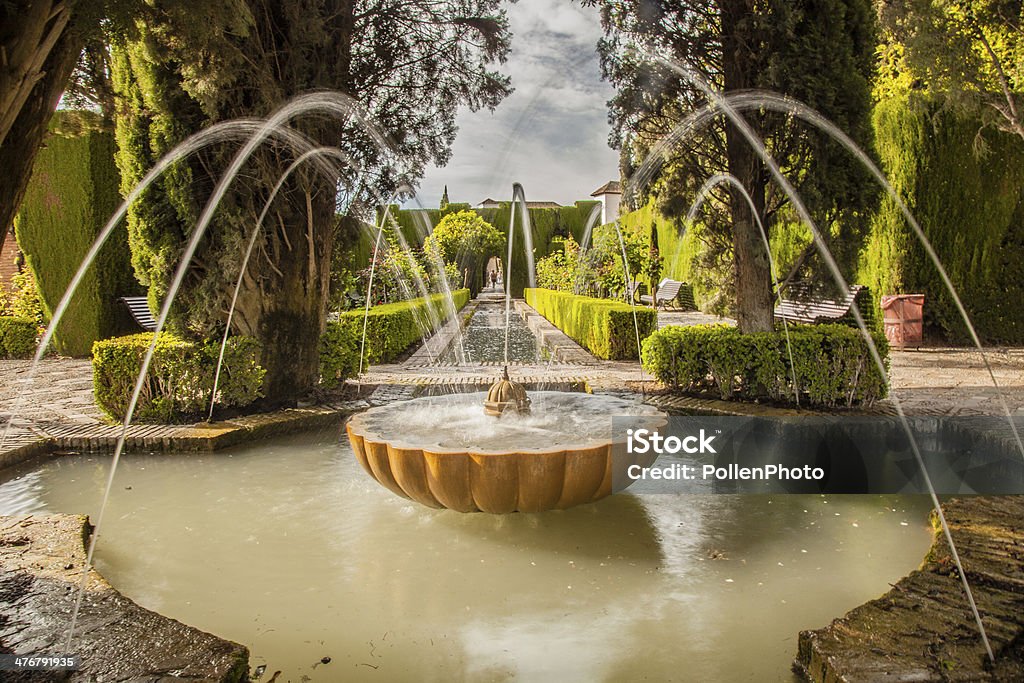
[232,178,336,405]
[0,1,84,252]
[720,0,774,333]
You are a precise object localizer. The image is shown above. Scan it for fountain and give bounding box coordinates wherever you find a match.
[0,42,1017,679]
[345,367,664,513]
[345,179,664,513]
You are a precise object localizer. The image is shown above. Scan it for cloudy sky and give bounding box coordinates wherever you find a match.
[409,0,620,208]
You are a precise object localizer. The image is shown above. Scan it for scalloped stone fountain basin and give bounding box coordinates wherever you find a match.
[346,391,665,513]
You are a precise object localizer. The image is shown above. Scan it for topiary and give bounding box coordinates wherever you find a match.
[0,317,39,359]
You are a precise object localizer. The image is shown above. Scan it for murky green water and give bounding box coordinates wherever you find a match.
[0,428,933,682]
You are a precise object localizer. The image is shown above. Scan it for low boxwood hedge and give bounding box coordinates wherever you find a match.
[641,323,889,407]
[0,317,37,358]
[92,332,265,423]
[524,288,657,360]
[320,289,470,387]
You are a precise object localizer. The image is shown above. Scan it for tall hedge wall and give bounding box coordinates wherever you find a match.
[381,202,601,296]
[14,111,138,356]
[858,95,1024,343]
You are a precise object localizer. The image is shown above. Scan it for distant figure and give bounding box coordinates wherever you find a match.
[490,270,497,289]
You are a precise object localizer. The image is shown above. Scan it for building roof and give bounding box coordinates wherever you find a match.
[476,199,562,209]
[590,180,621,197]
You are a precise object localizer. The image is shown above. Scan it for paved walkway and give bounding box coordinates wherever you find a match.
[888,346,1024,415]
[2,302,1022,461]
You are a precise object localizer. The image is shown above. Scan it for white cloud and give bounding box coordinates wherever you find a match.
[407,0,620,208]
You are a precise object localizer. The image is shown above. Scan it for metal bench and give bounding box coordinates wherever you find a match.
[639,278,697,310]
[775,283,873,327]
[119,296,158,332]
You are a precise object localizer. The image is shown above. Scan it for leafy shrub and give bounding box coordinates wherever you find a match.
[524,288,657,360]
[92,333,265,423]
[319,319,362,389]
[0,317,38,358]
[536,235,586,292]
[641,323,889,407]
[320,289,470,385]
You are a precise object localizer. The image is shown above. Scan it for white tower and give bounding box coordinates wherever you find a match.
[590,181,622,225]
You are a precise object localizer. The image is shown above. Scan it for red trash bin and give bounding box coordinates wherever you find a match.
[880,294,924,348]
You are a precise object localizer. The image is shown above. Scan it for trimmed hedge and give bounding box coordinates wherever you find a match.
[92,333,265,423]
[642,324,888,407]
[524,288,658,360]
[319,320,361,389]
[0,317,37,358]
[320,289,470,387]
[14,110,138,356]
[859,94,1024,343]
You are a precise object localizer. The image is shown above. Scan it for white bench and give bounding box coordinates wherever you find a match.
[640,278,693,309]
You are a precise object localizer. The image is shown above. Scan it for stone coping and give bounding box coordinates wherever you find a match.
[514,299,599,364]
[0,403,366,470]
[0,514,249,681]
[795,496,1024,682]
[3,381,990,473]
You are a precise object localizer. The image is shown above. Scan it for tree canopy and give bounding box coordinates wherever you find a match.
[424,209,503,292]
[585,0,878,329]
[879,0,1024,141]
[111,0,512,400]
[0,0,118,254]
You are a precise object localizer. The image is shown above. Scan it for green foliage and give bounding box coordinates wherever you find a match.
[387,202,603,295]
[645,221,663,289]
[425,210,504,260]
[878,0,1024,140]
[319,320,362,389]
[92,332,265,423]
[534,215,665,303]
[423,210,503,295]
[616,202,734,313]
[588,0,878,330]
[536,235,585,292]
[0,317,38,358]
[362,242,430,304]
[859,94,1024,342]
[4,271,44,326]
[109,0,512,400]
[14,110,136,356]
[587,220,653,300]
[524,288,657,360]
[642,324,888,407]
[320,289,470,381]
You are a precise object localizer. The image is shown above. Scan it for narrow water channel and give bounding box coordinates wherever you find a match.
[442,300,538,364]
